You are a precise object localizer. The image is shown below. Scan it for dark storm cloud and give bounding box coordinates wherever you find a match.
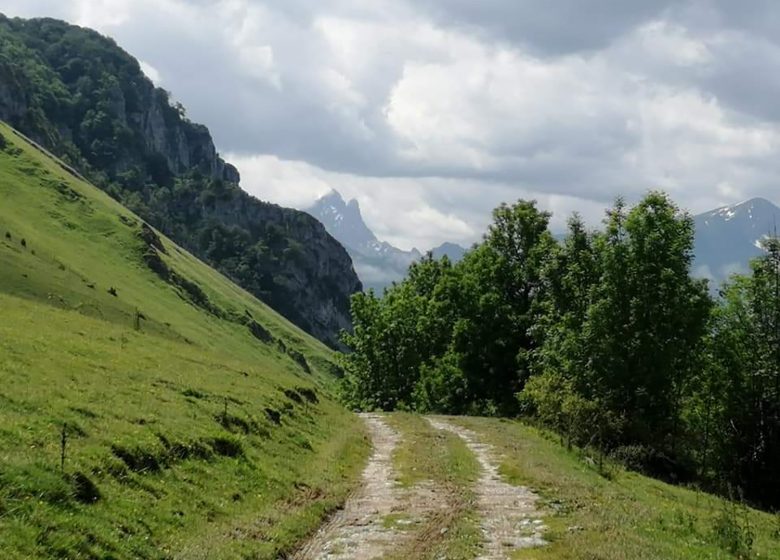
[414,0,678,55]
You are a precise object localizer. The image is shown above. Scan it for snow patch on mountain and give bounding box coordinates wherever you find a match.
[694,197,780,288]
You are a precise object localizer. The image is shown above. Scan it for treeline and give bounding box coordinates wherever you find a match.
[338,192,780,509]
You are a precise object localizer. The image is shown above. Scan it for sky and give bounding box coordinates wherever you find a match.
[3,1,780,250]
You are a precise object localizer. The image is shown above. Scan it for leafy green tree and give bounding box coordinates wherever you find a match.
[448,200,555,414]
[700,239,780,507]
[523,193,711,467]
[340,200,555,416]
[586,192,711,450]
[523,214,601,441]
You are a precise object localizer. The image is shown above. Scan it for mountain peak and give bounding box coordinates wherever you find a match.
[431,241,468,261]
[694,196,780,284]
[309,189,377,248]
[317,189,346,205]
[705,197,780,224]
[307,189,468,292]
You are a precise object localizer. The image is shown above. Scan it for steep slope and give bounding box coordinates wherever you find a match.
[0,122,368,559]
[0,15,361,346]
[693,197,780,285]
[307,189,467,292]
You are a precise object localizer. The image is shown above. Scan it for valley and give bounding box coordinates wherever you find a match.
[2,7,780,560]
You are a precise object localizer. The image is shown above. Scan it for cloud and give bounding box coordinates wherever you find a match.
[229,152,606,250]
[138,60,161,83]
[6,0,780,249]
[413,0,677,55]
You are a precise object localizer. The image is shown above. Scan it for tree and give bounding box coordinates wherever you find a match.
[523,214,601,442]
[701,239,780,507]
[523,193,711,471]
[451,200,555,414]
[586,192,711,451]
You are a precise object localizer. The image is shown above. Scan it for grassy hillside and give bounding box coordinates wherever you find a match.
[0,121,369,559]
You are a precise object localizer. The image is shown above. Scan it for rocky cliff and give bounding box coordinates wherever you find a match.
[0,14,361,346]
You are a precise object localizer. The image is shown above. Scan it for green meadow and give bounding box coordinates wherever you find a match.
[0,122,369,559]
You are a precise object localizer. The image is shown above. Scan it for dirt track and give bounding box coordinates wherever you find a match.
[427,418,547,559]
[294,414,545,560]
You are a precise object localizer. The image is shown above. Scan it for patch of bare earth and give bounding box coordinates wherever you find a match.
[427,418,547,559]
[293,413,446,560]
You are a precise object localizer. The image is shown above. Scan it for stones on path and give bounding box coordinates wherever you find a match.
[293,413,446,560]
[426,418,547,559]
[293,413,401,559]
[295,414,546,560]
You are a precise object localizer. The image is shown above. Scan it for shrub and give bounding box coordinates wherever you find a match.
[217,412,255,435]
[181,388,206,399]
[247,319,273,343]
[287,349,311,373]
[296,387,319,404]
[110,443,162,473]
[283,388,303,404]
[711,499,755,556]
[205,436,243,458]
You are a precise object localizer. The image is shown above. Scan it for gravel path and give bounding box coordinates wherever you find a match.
[427,417,547,559]
[294,413,443,560]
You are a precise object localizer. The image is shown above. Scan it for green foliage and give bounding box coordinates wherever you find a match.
[691,238,780,508]
[711,498,755,557]
[340,189,780,509]
[529,193,711,461]
[340,200,554,415]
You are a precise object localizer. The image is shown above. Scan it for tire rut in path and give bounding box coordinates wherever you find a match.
[427,417,546,559]
[293,413,444,560]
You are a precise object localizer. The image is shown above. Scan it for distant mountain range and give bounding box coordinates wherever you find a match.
[693,197,780,287]
[307,190,467,292]
[309,191,780,293]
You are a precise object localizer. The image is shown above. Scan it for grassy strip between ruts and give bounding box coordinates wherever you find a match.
[454,417,780,560]
[383,413,483,560]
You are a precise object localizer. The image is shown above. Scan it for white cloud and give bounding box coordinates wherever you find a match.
[230,152,480,250]
[138,60,161,84]
[228,152,607,250]
[72,0,133,29]
[7,1,780,249]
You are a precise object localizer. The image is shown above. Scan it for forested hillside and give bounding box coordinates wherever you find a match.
[339,192,780,511]
[0,14,361,347]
